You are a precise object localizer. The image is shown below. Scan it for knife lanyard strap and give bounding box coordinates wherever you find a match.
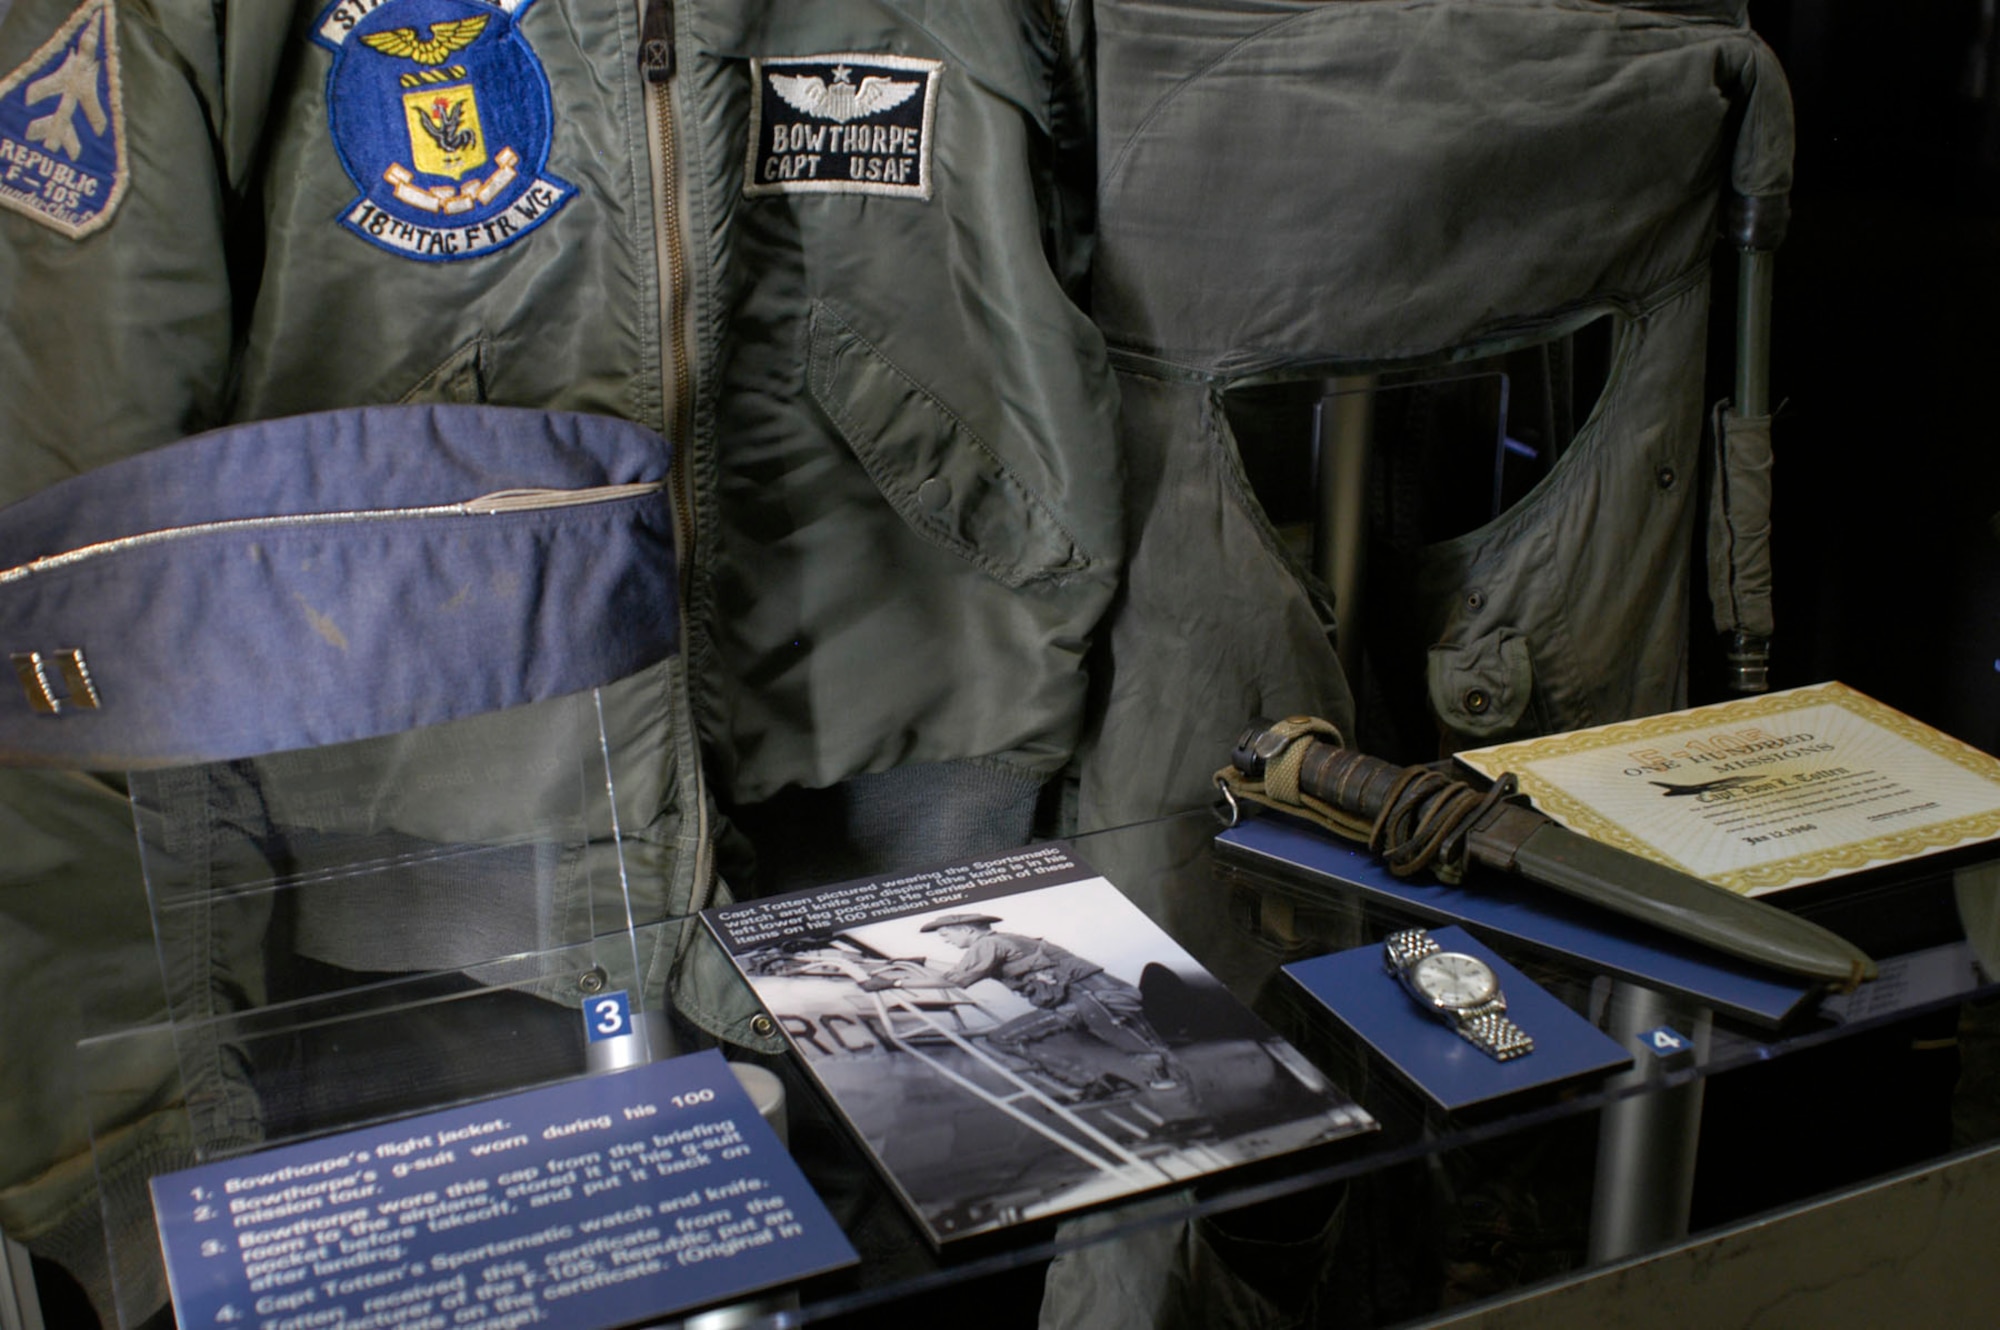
[1214,715,1514,884]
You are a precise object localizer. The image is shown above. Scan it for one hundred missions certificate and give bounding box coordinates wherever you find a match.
[1454,682,2000,896]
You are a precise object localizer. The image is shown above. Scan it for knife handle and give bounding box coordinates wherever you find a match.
[1231,721,1514,877]
[1232,720,1400,813]
[1291,742,1411,822]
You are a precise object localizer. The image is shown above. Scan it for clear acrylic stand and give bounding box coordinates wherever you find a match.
[78,682,675,1327]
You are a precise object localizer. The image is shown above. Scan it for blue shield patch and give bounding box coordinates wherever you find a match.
[0,0,126,239]
[315,0,575,261]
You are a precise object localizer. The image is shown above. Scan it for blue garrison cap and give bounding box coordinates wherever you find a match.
[0,405,681,768]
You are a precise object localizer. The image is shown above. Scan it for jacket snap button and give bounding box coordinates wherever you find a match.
[577,967,608,995]
[1656,466,1676,490]
[751,1015,777,1038]
[1464,688,1491,715]
[917,476,952,511]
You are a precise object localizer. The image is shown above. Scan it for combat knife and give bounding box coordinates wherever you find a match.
[1218,716,1876,990]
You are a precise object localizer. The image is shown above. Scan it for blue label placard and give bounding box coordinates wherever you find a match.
[151,1050,855,1330]
[584,992,632,1043]
[1638,1025,1692,1056]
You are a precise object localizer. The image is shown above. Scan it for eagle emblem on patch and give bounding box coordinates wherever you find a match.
[315,0,573,261]
[746,53,941,200]
[0,0,126,239]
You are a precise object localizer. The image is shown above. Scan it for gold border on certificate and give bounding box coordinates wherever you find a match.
[1454,682,2000,896]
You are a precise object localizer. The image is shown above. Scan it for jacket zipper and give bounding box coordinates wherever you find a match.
[640,0,694,571]
[0,481,666,584]
[639,0,719,934]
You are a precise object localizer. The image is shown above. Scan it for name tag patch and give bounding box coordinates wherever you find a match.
[745,53,940,201]
[314,0,574,262]
[0,0,126,239]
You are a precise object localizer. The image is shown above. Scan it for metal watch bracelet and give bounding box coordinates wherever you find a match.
[1384,928,1535,1061]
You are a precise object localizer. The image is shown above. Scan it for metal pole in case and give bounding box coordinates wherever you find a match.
[1588,983,1709,1261]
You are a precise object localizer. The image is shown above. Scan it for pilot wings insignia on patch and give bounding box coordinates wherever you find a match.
[769,66,919,125]
[360,16,489,66]
[747,53,941,201]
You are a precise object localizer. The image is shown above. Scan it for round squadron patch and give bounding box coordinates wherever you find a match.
[315,0,573,261]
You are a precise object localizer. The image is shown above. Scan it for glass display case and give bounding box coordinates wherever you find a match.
[67,759,2000,1328]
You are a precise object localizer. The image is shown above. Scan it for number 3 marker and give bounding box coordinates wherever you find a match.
[587,991,633,1042]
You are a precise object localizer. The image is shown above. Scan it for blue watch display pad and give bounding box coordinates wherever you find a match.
[1222,813,1820,1026]
[1286,926,1632,1112]
[150,1050,856,1330]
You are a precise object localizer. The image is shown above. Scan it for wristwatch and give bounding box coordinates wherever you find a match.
[1383,929,1534,1061]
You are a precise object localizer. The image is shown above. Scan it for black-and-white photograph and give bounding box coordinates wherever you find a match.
[707,848,1376,1245]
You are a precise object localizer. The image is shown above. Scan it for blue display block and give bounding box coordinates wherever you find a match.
[151,1050,855,1330]
[1285,926,1632,1112]
[1222,813,1820,1027]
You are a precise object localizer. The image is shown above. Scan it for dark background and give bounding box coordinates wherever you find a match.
[1685,0,2000,1234]
[1737,0,2000,756]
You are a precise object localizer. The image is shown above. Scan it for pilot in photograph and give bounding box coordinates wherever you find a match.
[860,912,1181,1098]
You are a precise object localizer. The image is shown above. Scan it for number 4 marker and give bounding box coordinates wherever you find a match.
[1640,1025,1691,1055]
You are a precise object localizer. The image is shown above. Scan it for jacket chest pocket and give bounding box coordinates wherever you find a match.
[806,301,1093,589]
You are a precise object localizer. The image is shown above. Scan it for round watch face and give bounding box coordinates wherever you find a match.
[1410,951,1498,1009]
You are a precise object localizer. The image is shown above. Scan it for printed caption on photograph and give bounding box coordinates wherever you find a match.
[709,844,1082,950]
